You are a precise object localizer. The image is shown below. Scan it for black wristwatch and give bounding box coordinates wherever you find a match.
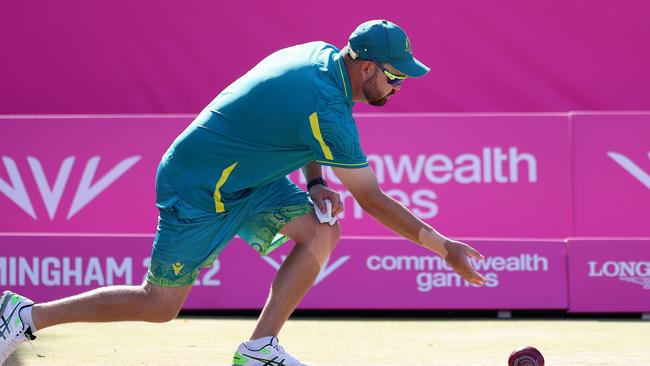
[307,177,328,191]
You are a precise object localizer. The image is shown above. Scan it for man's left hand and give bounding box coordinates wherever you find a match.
[309,184,344,216]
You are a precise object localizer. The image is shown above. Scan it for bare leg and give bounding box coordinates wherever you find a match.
[32,281,192,330]
[250,214,340,339]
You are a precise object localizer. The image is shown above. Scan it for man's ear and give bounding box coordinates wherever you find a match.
[359,61,375,81]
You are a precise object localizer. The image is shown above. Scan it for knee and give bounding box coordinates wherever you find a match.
[141,285,184,323]
[146,304,181,323]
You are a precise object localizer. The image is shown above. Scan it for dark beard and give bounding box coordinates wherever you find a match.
[362,71,391,106]
[368,94,388,106]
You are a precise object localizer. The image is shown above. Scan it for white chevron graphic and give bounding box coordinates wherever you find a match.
[261,255,350,285]
[607,151,650,189]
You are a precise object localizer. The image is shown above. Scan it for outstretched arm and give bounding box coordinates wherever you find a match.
[333,166,486,285]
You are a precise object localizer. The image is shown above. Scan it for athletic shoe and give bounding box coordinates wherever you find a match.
[232,336,308,366]
[0,291,36,365]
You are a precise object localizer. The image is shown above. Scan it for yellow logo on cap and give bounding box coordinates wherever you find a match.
[405,37,412,53]
[172,262,184,276]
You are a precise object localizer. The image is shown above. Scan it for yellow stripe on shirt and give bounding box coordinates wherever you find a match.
[213,162,238,213]
[309,112,334,160]
[337,57,348,97]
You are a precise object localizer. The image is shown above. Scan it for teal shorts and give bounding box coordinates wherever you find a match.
[147,177,313,287]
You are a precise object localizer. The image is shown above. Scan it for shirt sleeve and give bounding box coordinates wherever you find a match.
[300,102,369,168]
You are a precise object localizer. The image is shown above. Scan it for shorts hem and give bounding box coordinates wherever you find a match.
[146,270,197,287]
[260,234,290,256]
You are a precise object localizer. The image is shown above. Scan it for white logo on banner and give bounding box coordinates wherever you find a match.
[261,255,350,285]
[588,261,650,290]
[293,146,539,220]
[367,254,549,290]
[0,256,134,286]
[0,256,223,288]
[607,151,650,189]
[0,156,141,220]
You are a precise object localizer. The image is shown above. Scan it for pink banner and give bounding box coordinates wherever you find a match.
[568,238,650,312]
[1,115,572,238]
[0,235,568,310]
[2,2,650,114]
[572,112,650,236]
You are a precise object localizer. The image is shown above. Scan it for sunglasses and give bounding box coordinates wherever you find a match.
[362,48,407,86]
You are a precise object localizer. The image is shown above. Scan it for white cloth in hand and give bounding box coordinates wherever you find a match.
[313,199,338,226]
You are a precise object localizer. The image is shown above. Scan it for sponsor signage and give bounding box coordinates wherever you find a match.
[568,238,650,312]
[0,235,568,309]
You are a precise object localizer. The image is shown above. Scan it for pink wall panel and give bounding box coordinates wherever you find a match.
[2,1,650,114]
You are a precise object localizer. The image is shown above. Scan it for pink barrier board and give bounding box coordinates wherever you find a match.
[0,235,568,310]
[572,112,650,236]
[1,115,572,238]
[567,238,650,312]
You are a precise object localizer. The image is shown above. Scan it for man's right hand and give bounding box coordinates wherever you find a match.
[442,240,487,286]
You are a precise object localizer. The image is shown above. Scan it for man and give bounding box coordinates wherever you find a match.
[1,20,486,365]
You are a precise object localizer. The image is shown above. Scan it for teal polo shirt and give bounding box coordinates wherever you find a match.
[158,41,368,213]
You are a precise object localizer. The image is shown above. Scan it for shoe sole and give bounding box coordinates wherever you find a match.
[233,353,293,366]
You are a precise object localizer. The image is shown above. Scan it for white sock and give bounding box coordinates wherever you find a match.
[245,336,275,349]
[19,305,37,333]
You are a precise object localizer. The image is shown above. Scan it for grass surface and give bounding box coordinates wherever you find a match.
[8,317,650,365]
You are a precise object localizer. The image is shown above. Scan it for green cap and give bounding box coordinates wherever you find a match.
[348,20,430,78]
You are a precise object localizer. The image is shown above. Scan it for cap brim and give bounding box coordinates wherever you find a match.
[392,56,430,78]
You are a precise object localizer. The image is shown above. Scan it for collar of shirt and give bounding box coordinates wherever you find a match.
[333,51,354,108]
